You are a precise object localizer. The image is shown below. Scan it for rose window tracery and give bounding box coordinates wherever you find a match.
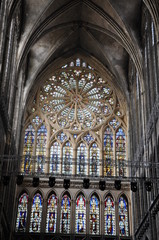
[38,58,120,131]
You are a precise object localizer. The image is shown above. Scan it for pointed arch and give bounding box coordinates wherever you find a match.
[16,192,28,232]
[118,194,129,236]
[22,124,35,173]
[46,192,58,233]
[36,124,47,173]
[104,194,116,236]
[75,193,86,234]
[29,193,43,233]
[50,141,60,174]
[89,193,100,235]
[60,192,71,233]
[62,141,73,175]
[116,127,126,176]
[90,142,100,176]
[103,126,114,176]
[77,142,87,175]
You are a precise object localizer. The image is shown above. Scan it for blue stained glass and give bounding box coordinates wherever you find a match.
[83,133,94,145]
[119,196,129,236]
[60,194,71,233]
[22,124,35,173]
[104,195,116,235]
[116,128,126,176]
[76,195,86,233]
[46,194,57,233]
[57,132,67,142]
[16,193,28,232]
[50,142,60,173]
[63,141,73,175]
[36,125,47,173]
[90,195,99,234]
[77,142,87,175]
[30,193,43,233]
[90,143,100,176]
[104,127,113,176]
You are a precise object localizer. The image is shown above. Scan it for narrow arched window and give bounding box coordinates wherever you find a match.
[118,195,129,236]
[50,142,60,174]
[63,141,73,175]
[89,194,100,234]
[60,193,71,233]
[104,195,116,235]
[104,127,113,176]
[16,193,28,232]
[46,193,57,233]
[90,143,100,176]
[77,142,87,175]
[75,194,86,233]
[22,125,35,173]
[116,128,126,176]
[30,193,43,233]
[36,124,47,173]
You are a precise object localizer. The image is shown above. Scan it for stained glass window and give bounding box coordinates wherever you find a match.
[77,142,87,175]
[36,125,47,173]
[30,193,43,233]
[46,194,57,233]
[90,194,99,234]
[32,115,42,126]
[22,124,35,173]
[60,194,71,233]
[76,194,86,233]
[50,142,60,173]
[104,195,116,235]
[118,196,129,236]
[90,143,100,176]
[104,127,114,176]
[116,128,126,176]
[63,141,73,175]
[16,193,28,232]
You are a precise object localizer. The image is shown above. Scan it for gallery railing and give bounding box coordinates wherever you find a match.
[0,155,159,181]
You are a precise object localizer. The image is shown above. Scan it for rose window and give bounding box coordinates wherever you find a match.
[38,58,119,131]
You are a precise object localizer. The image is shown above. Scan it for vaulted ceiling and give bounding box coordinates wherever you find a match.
[17,0,143,104]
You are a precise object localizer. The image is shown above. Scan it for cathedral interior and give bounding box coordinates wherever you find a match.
[0,0,159,240]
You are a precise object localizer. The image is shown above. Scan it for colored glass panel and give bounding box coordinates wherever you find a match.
[63,141,73,175]
[90,143,100,176]
[50,142,60,173]
[104,127,114,176]
[119,196,129,236]
[77,142,87,175]
[60,194,71,233]
[22,124,35,173]
[32,115,42,126]
[30,193,42,233]
[83,133,94,145]
[90,195,99,234]
[16,193,28,232]
[36,125,47,173]
[104,195,116,235]
[116,128,126,176]
[46,194,57,233]
[76,195,86,233]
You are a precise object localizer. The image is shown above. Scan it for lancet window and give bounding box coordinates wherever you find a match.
[118,195,129,236]
[16,193,28,232]
[60,193,71,233]
[75,194,86,234]
[46,193,57,233]
[89,194,100,234]
[29,193,43,233]
[104,195,116,235]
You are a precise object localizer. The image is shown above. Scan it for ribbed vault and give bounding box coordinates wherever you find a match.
[15,0,144,107]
